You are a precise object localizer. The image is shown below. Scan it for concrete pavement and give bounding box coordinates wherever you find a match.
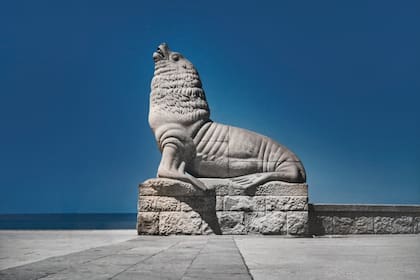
[0,231,419,280]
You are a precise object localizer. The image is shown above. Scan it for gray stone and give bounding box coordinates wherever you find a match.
[254,182,308,196]
[138,178,309,235]
[3,234,420,280]
[415,217,420,233]
[333,216,375,234]
[137,212,159,234]
[333,216,354,234]
[155,196,180,211]
[215,184,248,196]
[391,216,413,233]
[139,178,206,197]
[149,43,306,191]
[217,212,246,234]
[287,212,308,235]
[353,216,374,234]
[266,196,307,211]
[374,216,413,234]
[138,196,157,212]
[245,212,287,234]
[319,215,334,234]
[224,196,265,212]
[178,196,215,212]
[159,211,204,235]
[215,196,223,211]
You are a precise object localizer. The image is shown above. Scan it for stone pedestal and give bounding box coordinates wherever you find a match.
[137,178,308,235]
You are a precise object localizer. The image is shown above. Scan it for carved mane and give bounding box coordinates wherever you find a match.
[150,60,210,124]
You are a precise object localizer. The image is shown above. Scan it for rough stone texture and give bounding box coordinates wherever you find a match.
[415,217,420,233]
[138,178,309,235]
[217,212,246,234]
[178,196,216,212]
[159,211,204,235]
[310,204,420,235]
[287,211,308,235]
[319,216,334,234]
[246,212,286,234]
[266,196,307,211]
[137,212,159,235]
[224,196,265,212]
[353,216,374,233]
[215,196,223,211]
[253,182,308,196]
[374,216,413,234]
[140,178,207,197]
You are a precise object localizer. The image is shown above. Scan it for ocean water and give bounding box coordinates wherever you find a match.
[0,214,137,230]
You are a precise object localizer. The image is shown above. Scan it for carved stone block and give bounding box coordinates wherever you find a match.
[138,178,308,235]
[245,212,287,234]
[137,212,159,235]
[287,211,308,235]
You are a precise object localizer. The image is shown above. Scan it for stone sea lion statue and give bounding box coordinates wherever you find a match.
[149,43,306,191]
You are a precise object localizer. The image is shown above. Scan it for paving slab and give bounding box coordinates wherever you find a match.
[0,230,136,270]
[235,234,420,280]
[1,231,419,280]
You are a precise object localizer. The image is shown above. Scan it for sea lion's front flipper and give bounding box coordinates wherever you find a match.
[157,144,207,191]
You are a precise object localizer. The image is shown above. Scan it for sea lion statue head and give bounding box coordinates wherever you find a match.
[149,43,210,126]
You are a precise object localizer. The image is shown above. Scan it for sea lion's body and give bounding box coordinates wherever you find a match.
[149,43,306,190]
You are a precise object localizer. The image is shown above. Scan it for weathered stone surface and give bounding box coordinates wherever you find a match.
[217,212,246,234]
[392,216,414,233]
[310,204,420,235]
[159,212,204,235]
[374,217,394,234]
[353,216,374,234]
[245,212,286,234]
[155,197,180,211]
[138,178,309,235]
[415,217,420,233]
[266,196,307,211]
[224,196,265,212]
[319,216,334,234]
[138,196,157,212]
[215,185,246,196]
[333,216,374,234]
[216,196,223,211]
[333,216,353,234]
[139,178,207,196]
[253,182,308,196]
[374,216,413,234]
[137,212,159,234]
[179,196,215,211]
[287,212,308,235]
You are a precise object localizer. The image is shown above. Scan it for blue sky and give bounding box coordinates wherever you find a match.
[0,0,419,213]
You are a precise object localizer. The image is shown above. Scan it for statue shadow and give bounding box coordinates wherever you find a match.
[176,190,222,235]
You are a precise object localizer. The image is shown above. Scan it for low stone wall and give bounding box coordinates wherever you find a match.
[137,178,308,235]
[309,204,420,235]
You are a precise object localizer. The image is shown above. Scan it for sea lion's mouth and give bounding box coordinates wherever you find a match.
[153,44,167,62]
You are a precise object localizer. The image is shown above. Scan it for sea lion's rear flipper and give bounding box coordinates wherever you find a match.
[231,171,305,189]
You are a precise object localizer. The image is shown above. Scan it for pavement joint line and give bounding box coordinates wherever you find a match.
[180,236,210,280]
[108,238,184,279]
[233,236,254,280]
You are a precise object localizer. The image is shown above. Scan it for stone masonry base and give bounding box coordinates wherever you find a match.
[309,204,420,235]
[137,178,309,235]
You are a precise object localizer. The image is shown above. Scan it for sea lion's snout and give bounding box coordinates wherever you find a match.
[153,43,170,62]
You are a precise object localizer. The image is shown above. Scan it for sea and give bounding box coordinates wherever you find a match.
[0,214,137,230]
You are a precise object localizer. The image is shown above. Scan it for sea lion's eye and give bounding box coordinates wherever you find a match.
[171,54,180,61]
